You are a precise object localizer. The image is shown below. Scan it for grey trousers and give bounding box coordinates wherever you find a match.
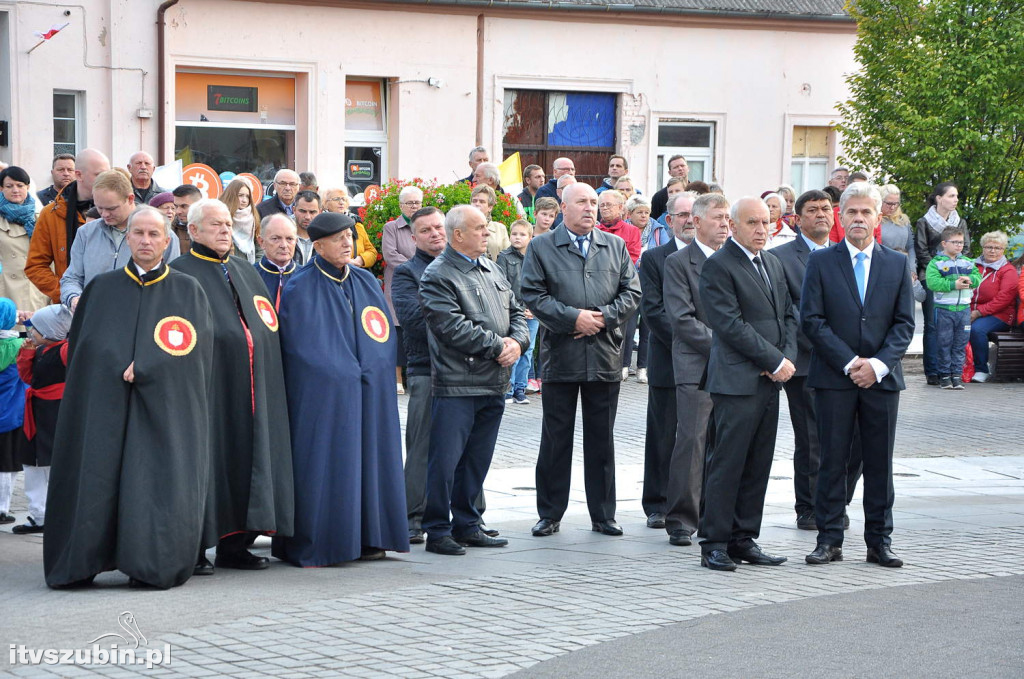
[664,383,713,536]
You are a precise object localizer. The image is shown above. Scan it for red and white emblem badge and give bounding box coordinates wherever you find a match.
[361,306,390,343]
[253,295,279,332]
[154,316,197,356]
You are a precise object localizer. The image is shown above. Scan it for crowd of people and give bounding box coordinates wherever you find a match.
[0,145,1021,586]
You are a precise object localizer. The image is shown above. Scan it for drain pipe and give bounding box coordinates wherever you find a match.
[156,0,180,164]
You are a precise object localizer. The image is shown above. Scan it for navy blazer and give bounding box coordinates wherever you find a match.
[801,242,915,391]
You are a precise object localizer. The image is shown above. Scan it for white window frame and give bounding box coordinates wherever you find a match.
[53,90,85,156]
[648,112,725,190]
[344,78,388,192]
[782,114,839,193]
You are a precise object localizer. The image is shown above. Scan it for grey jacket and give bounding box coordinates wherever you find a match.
[60,218,181,306]
[663,242,713,385]
[521,223,641,383]
[419,246,529,397]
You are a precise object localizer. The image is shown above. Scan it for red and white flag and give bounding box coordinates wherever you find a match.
[34,23,69,40]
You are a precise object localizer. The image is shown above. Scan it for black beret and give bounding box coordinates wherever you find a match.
[307,211,355,241]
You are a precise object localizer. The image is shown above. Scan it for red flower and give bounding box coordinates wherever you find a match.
[502,210,511,217]
[358,207,367,218]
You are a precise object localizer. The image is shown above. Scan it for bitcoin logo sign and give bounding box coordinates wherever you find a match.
[182,164,223,199]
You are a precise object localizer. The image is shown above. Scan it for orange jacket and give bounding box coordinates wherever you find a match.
[26,186,86,303]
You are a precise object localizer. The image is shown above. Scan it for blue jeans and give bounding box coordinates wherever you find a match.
[510,318,539,393]
[935,307,970,376]
[921,292,938,376]
[969,315,1009,374]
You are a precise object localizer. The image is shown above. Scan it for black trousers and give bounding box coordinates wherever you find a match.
[814,388,898,548]
[641,385,676,516]
[536,381,620,522]
[699,381,779,552]
[422,395,503,540]
[664,383,713,535]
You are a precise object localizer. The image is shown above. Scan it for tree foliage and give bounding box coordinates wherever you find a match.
[837,0,1024,245]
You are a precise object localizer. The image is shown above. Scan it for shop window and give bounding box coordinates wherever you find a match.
[502,89,617,188]
[345,78,388,198]
[174,70,296,183]
[53,90,83,156]
[791,125,831,193]
[653,120,715,188]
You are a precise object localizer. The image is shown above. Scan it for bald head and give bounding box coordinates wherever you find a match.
[552,157,576,179]
[74,148,111,199]
[560,182,598,235]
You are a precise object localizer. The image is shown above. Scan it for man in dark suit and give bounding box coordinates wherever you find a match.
[697,197,797,571]
[770,190,834,530]
[802,183,914,568]
[662,193,732,546]
[638,192,695,529]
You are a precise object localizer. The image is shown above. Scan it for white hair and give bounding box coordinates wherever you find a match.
[127,205,171,237]
[666,191,698,216]
[625,195,652,213]
[187,197,230,228]
[445,204,485,240]
[475,162,500,185]
[730,196,766,221]
[399,185,423,202]
[839,181,882,213]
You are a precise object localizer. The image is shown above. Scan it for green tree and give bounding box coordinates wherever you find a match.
[837,0,1024,246]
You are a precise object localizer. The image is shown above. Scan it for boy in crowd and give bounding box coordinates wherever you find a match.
[498,220,538,404]
[925,226,980,389]
[533,197,559,235]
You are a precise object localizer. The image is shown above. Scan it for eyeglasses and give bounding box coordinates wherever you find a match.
[882,201,901,207]
[982,245,1005,250]
[275,181,299,188]
[669,211,691,219]
[326,197,347,203]
[401,201,422,207]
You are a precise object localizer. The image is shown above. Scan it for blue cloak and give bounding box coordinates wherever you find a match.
[272,255,409,566]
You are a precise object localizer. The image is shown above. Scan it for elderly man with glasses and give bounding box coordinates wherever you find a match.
[257,169,302,220]
[382,185,424,394]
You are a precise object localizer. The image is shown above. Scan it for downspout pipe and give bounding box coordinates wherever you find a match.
[157,0,181,165]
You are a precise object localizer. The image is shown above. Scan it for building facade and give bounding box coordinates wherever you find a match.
[2,0,856,198]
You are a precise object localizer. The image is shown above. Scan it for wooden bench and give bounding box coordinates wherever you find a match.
[990,328,1024,381]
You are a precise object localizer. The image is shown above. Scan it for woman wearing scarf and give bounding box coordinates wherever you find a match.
[969,231,1018,382]
[0,298,28,524]
[220,178,261,263]
[915,182,970,385]
[0,167,49,322]
[879,184,916,280]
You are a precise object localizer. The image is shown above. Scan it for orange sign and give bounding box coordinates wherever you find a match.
[253,295,279,332]
[345,80,384,131]
[361,306,390,343]
[363,184,381,203]
[182,163,222,199]
[237,173,264,204]
[153,316,197,356]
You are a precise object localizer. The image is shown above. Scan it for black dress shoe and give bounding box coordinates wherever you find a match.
[531,518,560,537]
[480,525,500,537]
[591,520,623,536]
[668,530,692,546]
[867,545,903,568]
[457,531,508,548]
[408,529,425,544]
[12,517,44,534]
[796,512,816,531]
[194,556,215,576]
[359,547,386,560]
[425,536,466,556]
[646,513,666,529]
[214,550,270,570]
[728,543,787,566]
[701,549,737,571]
[128,577,156,589]
[805,543,843,565]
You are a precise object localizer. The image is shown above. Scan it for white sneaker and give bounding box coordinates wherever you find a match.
[621,367,629,381]
[637,368,648,384]
[972,372,989,383]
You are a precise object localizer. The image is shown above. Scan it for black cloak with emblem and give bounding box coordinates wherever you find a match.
[170,243,294,546]
[44,263,214,589]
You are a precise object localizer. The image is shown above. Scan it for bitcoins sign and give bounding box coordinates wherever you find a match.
[182,163,223,199]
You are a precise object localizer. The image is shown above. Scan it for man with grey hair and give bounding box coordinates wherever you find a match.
[827,167,850,191]
[257,169,301,220]
[255,213,298,309]
[417,205,529,555]
[522,182,641,537]
[802,182,914,568]
[535,157,576,200]
[462,146,490,183]
[638,190,696,530]
[383,185,424,393]
[472,162,501,189]
[662,192,731,546]
[127,151,165,206]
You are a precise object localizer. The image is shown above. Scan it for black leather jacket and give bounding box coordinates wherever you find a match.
[521,224,641,383]
[418,246,529,396]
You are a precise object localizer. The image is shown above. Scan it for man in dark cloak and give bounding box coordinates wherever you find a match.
[171,199,294,573]
[273,211,408,566]
[44,206,214,589]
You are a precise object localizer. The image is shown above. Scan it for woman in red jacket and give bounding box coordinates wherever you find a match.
[970,231,1019,382]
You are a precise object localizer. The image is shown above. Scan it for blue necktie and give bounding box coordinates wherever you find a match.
[854,252,867,303]
[576,235,588,258]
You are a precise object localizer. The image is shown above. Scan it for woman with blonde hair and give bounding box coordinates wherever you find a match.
[220,178,261,263]
[879,184,914,267]
[321,185,378,269]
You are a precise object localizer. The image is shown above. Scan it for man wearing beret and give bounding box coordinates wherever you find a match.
[273,211,409,565]
[417,205,529,555]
